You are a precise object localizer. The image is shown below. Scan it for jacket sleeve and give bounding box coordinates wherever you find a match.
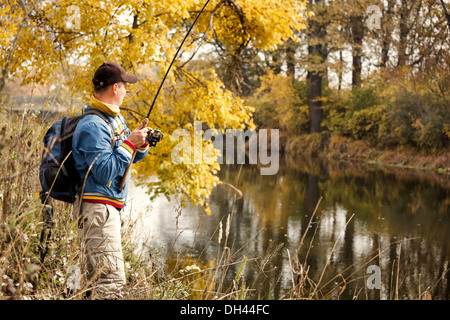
[121,115,148,164]
[74,120,138,186]
[134,143,149,163]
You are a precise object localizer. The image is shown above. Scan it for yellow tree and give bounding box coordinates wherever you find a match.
[1,0,307,213]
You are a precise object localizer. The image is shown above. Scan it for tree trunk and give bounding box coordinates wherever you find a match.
[308,69,323,133]
[270,48,283,75]
[338,49,343,90]
[306,0,326,134]
[397,0,409,67]
[381,0,394,68]
[351,15,363,88]
[285,38,297,82]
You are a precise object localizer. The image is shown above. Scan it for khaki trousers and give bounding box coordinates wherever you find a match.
[72,199,126,299]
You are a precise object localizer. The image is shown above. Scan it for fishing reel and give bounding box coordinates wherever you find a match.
[146,128,164,147]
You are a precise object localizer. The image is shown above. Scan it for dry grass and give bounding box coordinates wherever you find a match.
[0,110,253,300]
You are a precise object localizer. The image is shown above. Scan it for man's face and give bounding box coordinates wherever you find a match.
[115,82,127,105]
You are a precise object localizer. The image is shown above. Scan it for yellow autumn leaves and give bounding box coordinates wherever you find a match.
[1,0,308,213]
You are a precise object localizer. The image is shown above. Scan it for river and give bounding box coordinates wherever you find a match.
[126,157,450,300]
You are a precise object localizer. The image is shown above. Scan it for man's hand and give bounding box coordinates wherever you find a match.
[127,122,151,148]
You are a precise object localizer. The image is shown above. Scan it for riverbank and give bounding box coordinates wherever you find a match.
[284,133,450,174]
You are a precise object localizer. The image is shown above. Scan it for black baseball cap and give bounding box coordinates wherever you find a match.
[92,62,138,88]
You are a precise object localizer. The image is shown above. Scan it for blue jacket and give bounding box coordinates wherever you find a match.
[72,105,148,207]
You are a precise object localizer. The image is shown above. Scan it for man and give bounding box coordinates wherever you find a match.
[72,62,150,299]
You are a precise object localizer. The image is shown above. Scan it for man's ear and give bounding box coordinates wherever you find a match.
[112,83,119,95]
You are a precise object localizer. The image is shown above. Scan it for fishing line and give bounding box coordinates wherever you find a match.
[146,0,211,119]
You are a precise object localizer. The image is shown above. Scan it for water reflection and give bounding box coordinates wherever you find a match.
[127,159,450,300]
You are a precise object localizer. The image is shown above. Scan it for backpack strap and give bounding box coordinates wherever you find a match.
[83,108,118,149]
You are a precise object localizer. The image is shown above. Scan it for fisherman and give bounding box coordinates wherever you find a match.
[72,62,151,299]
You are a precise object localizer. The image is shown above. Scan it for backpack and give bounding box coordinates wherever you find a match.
[39,109,116,204]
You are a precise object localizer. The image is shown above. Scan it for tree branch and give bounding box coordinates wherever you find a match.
[440,0,450,30]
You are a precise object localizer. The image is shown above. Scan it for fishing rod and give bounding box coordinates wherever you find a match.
[146,0,211,119]
[119,0,211,192]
